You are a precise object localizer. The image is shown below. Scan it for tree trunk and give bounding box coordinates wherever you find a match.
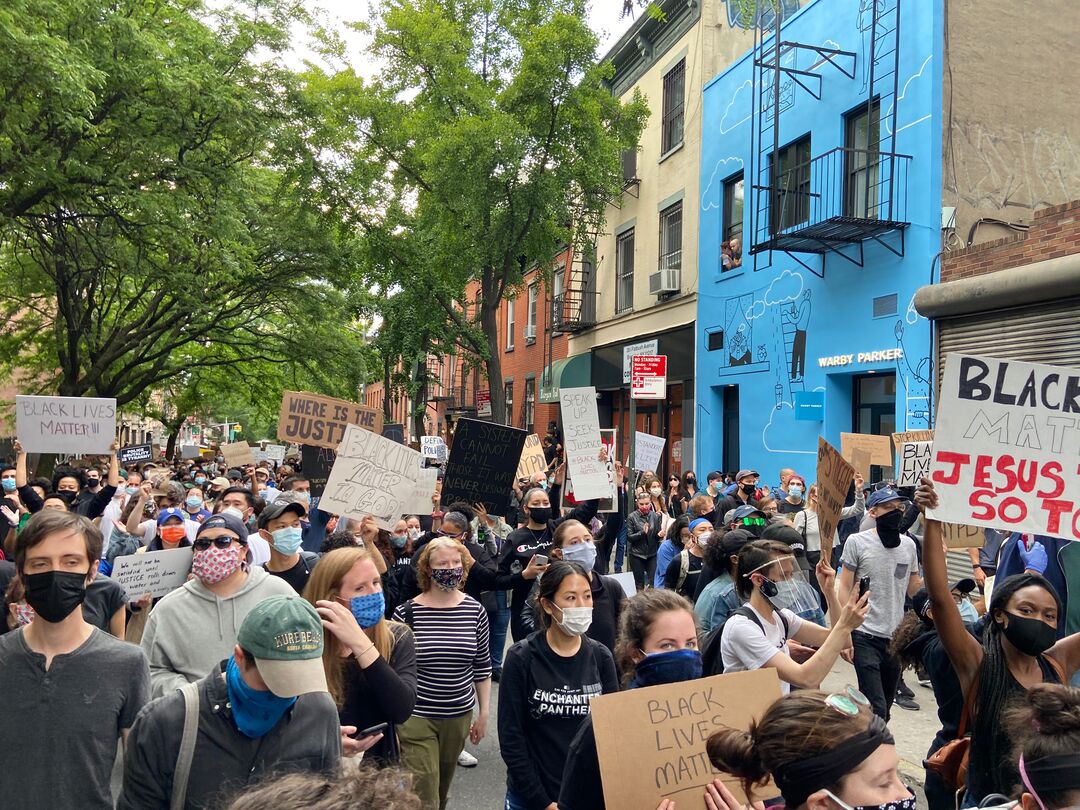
[411,358,427,441]
[382,355,393,420]
[480,271,505,425]
[162,416,184,461]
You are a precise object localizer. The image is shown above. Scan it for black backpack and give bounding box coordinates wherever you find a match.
[700,605,789,677]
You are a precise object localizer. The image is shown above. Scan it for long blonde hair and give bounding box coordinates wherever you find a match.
[303,546,399,706]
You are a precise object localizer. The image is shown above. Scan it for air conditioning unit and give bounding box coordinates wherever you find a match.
[649,268,680,295]
[524,324,537,341]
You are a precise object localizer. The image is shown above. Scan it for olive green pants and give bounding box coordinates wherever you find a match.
[398,712,472,810]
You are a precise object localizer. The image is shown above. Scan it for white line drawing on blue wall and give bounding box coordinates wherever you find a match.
[701,156,746,211]
[884,55,933,136]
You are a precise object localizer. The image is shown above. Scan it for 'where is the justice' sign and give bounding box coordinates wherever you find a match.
[929,353,1080,540]
[16,395,117,454]
[277,391,384,450]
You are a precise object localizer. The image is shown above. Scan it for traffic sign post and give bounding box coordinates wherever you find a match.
[631,355,667,400]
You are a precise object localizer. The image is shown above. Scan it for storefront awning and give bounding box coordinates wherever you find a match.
[539,354,591,403]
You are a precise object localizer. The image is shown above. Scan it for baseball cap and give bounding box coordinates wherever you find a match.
[237,596,328,698]
[867,488,905,509]
[156,507,186,526]
[197,512,249,541]
[912,588,931,621]
[706,471,724,483]
[257,498,306,529]
[950,578,976,595]
[735,469,759,482]
[226,470,243,481]
[210,476,230,490]
[719,528,754,558]
[732,504,766,522]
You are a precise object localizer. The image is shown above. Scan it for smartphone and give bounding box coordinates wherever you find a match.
[858,576,871,598]
[534,554,549,566]
[353,722,389,739]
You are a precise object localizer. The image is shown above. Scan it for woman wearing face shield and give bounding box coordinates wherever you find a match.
[720,540,870,694]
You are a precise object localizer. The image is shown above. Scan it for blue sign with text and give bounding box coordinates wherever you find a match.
[794,391,825,421]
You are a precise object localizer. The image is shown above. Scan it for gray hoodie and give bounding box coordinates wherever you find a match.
[140,566,295,698]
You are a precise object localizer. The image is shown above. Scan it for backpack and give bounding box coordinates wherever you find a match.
[675,550,691,593]
[700,605,790,677]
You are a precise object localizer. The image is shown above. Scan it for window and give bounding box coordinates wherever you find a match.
[505,297,515,350]
[621,149,638,185]
[552,266,565,327]
[722,173,744,270]
[661,60,685,154]
[845,100,881,218]
[526,283,538,341]
[615,228,635,313]
[770,135,811,232]
[524,378,535,432]
[658,202,682,273]
[873,293,898,318]
[504,381,514,426]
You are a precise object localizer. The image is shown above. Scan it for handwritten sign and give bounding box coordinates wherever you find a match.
[816,438,855,547]
[404,467,439,516]
[300,444,337,500]
[896,441,933,487]
[565,428,619,512]
[850,447,872,483]
[180,445,202,460]
[942,522,985,549]
[317,425,425,529]
[840,432,893,468]
[516,433,549,482]
[560,386,609,501]
[221,441,255,468]
[118,443,153,466]
[265,444,287,462]
[440,418,528,515]
[892,429,934,448]
[635,432,666,473]
[110,547,194,599]
[15,395,116,454]
[591,669,781,808]
[928,353,1080,540]
[421,436,448,463]
[277,390,384,450]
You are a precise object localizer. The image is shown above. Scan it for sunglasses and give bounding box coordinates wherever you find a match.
[740,517,767,527]
[193,536,246,551]
[824,685,871,716]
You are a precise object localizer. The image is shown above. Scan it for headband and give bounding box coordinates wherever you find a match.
[689,518,711,532]
[1020,753,1080,810]
[773,715,894,808]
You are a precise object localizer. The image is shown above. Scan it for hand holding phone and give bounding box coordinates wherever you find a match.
[858,576,871,599]
[352,722,388,739]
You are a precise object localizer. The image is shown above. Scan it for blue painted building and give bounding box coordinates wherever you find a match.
[696,0,942,484]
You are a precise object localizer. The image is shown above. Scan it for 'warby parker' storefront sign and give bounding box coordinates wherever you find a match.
[817,349,904,368]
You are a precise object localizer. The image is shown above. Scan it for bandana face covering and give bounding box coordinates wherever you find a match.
[225,657,296,738]
[629,648,703,689]
[192,544,243,584]
[823,789,916,810]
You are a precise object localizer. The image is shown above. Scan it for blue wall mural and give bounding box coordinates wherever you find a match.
[697,0,943,483]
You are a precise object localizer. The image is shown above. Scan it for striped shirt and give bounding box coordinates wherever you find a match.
[392,596,492,718]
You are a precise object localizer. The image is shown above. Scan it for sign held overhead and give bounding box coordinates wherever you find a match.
[277,390,384,450]
[15,395,117,455]
[440,418,528,515]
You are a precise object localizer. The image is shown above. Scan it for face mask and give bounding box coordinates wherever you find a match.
[186,496,203,510]
[160,526,187,545]
[223,506,245,521]
[788,485,803,499]
[686,477,696,486]
[528,506,552,525]
[1,478,16,493]
[195,477,206,485]
[630,648,703,688]
[294,492,311,506]
[13,602,35,627]
[1000,612,1057,657]
[562,541,597,571]
[649,487,662,496]
[957,598,979,624]
[24,570,88,623]
[270,526,303,555]
[638,504,652,514]
[347,591,386,629]
[87,479,100,489]
[762,577,800,612]
[192,544,244,584]
[741,483,757,495]
[696,532,710,549]
[391,534,408,549]
[552,604,593,636]
[874,508,904,548]
[408,528,421,541]
[125,486,140,497]
[824,789,916,810]
[431,566,465,591]
[225,656,296,738]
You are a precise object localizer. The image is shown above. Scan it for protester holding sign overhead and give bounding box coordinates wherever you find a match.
[794,472,865,569]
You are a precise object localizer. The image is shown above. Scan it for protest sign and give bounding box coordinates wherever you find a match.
[892,429,934,448]
[942,522,984,549]
[850,447,872,483]
[591,669,781,808]
[221,441,255,468]
[929,353,1080,540]
[516,433,549,482]
[118,443,153,466]
[110,547,194,600]
[564,429,619,512]
[265,444,287,462]
[300,444,337,499]
[421,436,448,463]
[15,395,117,455]
[896,441,933,487]
[634,432,666,473]
[559,387,609,501]
[382,423,406,445]
[251,449,268,464]
[440,418,528,515]
[816,438,855,546]
[605,572,637,598]
[317,424,426,530]
[277,390,384,450]
[180,445,202,460]
[840,432,893,467]
[404,467,439,516]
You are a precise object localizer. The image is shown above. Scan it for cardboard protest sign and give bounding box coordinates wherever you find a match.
[317,424,426,530]
[559,387,609,501]
[896,441,933,487]
[850,447,872,483]
[15,395,117,454]
[265,444,287,462]
[929,353,1080,540]
[816,438,855,546]
[634,432,666,473]
[110,547,194,599]
[440,418,528,515]
[892,429,934,448]
[277,390,384,450]
[221,441,255,468]
[180,445,202,460]
[300,444,337,499]
[591,669,781,808]
[421,436,448,463]
[118,443,153,466]
[403,467,439,516]
[516,433,549,482]
[942,522,985,549]
[841,432,893,468]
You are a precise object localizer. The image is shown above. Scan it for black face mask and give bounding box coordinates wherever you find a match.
[740,483,757,496]
[528,506,552,525]
[701,509,717,525]
[1000,612,1057,656]
[25,570,88,623]
[874,508,903,548]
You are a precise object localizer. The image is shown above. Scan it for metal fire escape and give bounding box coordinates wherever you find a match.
[748,0,909,277]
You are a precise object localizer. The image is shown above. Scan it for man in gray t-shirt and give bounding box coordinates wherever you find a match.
[839,488,921,720]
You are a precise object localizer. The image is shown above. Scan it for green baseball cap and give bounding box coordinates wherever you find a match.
[237,596,327,698]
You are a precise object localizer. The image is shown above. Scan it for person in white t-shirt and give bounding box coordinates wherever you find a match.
[721,539,869,694]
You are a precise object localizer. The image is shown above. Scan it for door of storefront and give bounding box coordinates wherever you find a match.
[852,373,896,483]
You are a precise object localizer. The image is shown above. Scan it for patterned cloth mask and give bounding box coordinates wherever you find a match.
[192,544,243,584]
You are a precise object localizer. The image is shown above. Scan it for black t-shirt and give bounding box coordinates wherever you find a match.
[83,576,128,633]
[776,499,805,515]
[558,716,604,810]
[663,551,703,597]
[263,553,318,594]
[498,632,618,808]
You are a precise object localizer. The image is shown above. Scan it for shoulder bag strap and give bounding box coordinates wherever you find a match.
[956,671,980,738]
[1043,653,1067,685]
[170,681,202,810]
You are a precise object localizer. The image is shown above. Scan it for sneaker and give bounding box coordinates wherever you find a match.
[894,694,920,711]
[896,680,915,699]
[457,750,479,768]
[916,664,931,688]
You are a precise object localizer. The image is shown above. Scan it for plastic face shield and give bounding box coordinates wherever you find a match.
[749,555,821,617]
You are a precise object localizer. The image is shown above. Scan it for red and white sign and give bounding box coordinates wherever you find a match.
[477,389,492,418]
[631,355,667,399]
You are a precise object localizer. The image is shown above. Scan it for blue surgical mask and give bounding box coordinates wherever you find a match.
[1,478,16,493]
[391,534,408,549]
[270,526,303,555]
[562,541,597,571]
[958,597,979,624]
[347,591,386,629]
[225,656,296,738]
[195,477,206,485]
[629,648,703,689]
[125,486,139,497]
[186,496,203,510]
[788,485,803,499]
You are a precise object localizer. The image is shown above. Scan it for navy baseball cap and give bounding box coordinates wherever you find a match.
[156,507,186,526]
[197,512,249,541]
[732,504,765,521]
[867,488,905,509]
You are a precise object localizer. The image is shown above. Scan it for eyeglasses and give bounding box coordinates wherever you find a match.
[193,536,246,551]
[824,686,871,716]
[740,517,767,527]
[438,530,464,540]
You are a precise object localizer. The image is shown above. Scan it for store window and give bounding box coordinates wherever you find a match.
[722,173,744,270]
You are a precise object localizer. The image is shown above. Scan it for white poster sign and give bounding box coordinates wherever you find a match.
[110,547,194,599]
[605,572,637,598]
[928,353,1080,539]
[265,444,287,462]
[634,432,666,473]
[559,386,609,501]
[403,467,439,516]
[896,440,933,487]
[622,339,659,384]
[420,436,447,463]
[318,424,427,529]
[15,395,117,454]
